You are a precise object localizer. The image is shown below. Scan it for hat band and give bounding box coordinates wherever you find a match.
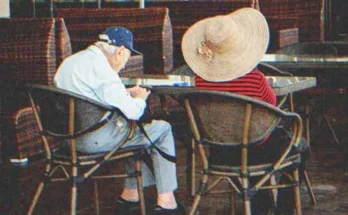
[198,43,213,62]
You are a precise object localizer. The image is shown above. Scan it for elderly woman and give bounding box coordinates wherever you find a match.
[182,7,308,215]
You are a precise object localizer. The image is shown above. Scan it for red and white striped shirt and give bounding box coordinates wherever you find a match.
[195,68,276,106]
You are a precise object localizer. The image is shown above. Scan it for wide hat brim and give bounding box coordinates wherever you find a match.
[182,8,270,82]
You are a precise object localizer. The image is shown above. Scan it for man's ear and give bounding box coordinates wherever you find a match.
[118,46,126,55]
[113,46,123,60]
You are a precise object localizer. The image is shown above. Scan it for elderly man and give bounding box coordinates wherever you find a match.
[54,26,184,215]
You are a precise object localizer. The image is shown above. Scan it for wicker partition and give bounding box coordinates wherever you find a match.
[269,27,299,51]
[145,0,259,67]
[0,18,71,161]
[56,7,173,75]
[55,18,73,68]
[260,0,325,46]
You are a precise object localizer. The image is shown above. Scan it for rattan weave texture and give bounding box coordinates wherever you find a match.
[260,0,324,43]
[147,1,258,67]
[56,7,173,75]
[0,18,71,160]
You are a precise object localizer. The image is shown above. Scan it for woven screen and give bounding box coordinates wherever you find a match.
[0,18,70,160]
[56,7,173,75]
[55,18,72,68]
[146,0,259,67]
[260,0,325,45]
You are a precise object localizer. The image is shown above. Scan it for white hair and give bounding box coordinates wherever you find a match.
[94,41,118,56]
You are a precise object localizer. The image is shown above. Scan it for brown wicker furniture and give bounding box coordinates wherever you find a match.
[269,27,299,52]
[0,18,72,161]
[146,0,259,67]
[56,7,173,75]
[260,0,325,44]
[273,42,342,144]
[258,62,316,204]
[181,90,304,215]
[25,84,147,215]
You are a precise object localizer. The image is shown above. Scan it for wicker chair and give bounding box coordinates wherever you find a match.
[25,84,147,215]
[258,62,293,109]
[258,62,316,204]
[181,90,304,215]
[275,42,342,145]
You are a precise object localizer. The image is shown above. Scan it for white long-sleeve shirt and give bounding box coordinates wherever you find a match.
[54,45,146,120]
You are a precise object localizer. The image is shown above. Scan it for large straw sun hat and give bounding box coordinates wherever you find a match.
[182,7,270,82]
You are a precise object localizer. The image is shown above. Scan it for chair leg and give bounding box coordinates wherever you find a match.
[243,197,252,215]
[302,170,317,204]
[190,138,196,197]
[304,104,311,152]
[322,111,341,145]
[189,174,208,215]
[27,182,45,215]
[293,170,302,215]
[241,176,251,215]
[94,181,100,215]
[136,159,146,215]
[71,185,77,215]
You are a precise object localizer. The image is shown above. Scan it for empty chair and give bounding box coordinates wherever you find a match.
[25,84,147,215]
[258,62,317,204]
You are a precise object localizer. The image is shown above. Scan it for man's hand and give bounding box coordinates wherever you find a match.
[127,85,151,100]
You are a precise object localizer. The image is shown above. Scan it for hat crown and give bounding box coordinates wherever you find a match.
[204,16,237,54]
[182,7,270,82]
[99,27,133,50]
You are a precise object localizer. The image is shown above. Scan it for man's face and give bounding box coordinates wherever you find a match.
[119,48,131,70]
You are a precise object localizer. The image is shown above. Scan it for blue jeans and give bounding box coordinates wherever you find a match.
[76,116,178,194]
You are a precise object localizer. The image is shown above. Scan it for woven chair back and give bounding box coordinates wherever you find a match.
[182,90,282,147]
[26,84,122,139]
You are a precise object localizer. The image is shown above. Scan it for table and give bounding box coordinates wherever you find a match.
[122,74,316,96]
[261,42,348,94]
[262,42,348,145]
[262,53,348,69]
[262,42,348,70]
[123,74,317,196]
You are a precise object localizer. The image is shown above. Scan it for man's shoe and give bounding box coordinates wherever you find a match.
[153,203,187,215]
[114,197,140,215]
[114,196,154,215]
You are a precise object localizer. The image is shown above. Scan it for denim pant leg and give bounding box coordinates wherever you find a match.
[122,120,178,194]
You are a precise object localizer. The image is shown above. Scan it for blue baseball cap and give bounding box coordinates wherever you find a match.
[98,27,142,55]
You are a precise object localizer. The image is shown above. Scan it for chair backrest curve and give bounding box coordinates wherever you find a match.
[25,84,124,139]
[182,90,293,147]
